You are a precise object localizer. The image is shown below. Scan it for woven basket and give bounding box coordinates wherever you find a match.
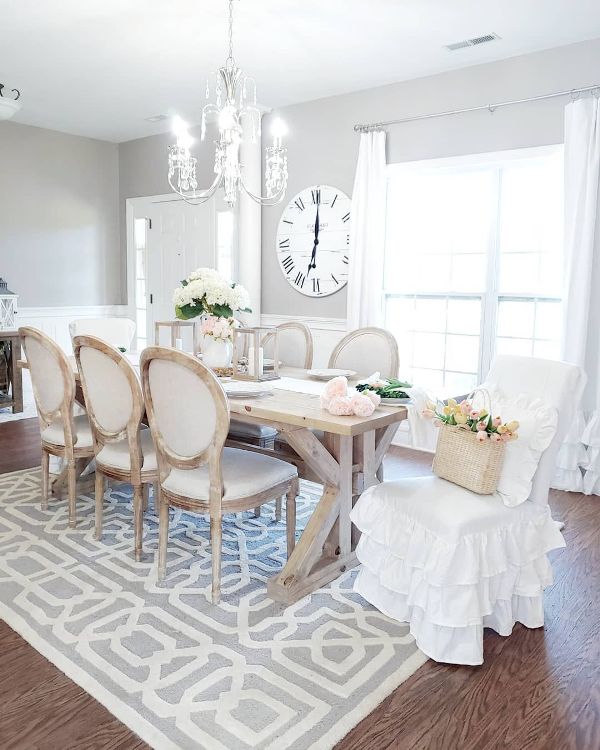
[431,389,505,494]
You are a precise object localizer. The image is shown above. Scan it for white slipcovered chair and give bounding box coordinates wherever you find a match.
[19,326,95,527]
[69,318,136,351]
[351,355,585,665]
[329,327,399,380]
[73,335,158,561]
[140,347,299,604]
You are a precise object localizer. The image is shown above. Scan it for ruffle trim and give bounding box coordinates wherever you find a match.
[355,567,545,665]
[552,410,600,494]
[351,496,565,586]
[356,534,553,628]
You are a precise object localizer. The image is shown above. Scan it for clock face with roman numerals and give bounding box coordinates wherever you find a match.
[276,184,351,297]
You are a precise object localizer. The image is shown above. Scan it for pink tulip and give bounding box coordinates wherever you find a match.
[476,430,488,442]
[460,401,471,415]
[490,433,501,443]
[422,408,435,419]
[493,416,502,427]
[469,409,480,419]
[476,421,487,431]
[501,432,512,442]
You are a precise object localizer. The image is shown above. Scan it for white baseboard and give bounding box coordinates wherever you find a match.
[16,305,130,352]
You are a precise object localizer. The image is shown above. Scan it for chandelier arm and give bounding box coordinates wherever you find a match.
[240,176,287,206]
[168,170,223,205]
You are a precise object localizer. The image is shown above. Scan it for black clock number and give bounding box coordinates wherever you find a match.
[342,212,350,223]
[295,197,305,211]
[312,278,320,294]
[279,238,290,249]
[282,255,294,273]
[294,271,305,288]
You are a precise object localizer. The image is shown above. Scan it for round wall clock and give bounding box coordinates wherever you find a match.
[276,184,351,297]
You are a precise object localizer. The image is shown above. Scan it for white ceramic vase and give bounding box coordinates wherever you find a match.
[202,337,233,369]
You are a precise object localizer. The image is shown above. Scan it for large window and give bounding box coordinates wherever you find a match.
[384,146,564,396]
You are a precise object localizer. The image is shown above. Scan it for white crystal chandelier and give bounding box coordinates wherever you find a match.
[168,0,288,207]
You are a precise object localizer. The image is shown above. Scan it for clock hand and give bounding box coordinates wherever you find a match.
[307,190,320,276]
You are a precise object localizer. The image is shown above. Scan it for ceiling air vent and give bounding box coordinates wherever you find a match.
[145,114,169,123]
[446,33,500,51]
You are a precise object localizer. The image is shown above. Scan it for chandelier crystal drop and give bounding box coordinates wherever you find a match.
[167,0,288,207]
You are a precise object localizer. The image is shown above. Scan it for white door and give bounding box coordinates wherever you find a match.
[127,195,216,349]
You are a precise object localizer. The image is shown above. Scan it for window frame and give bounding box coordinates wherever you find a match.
[384,144,564,389]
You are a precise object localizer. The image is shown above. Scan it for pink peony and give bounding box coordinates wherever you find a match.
[320,376,349,409]
[350,393,376,417]
[201,316,217,334]
[327,395,354,416]
[476,430,488,442]
[366,391,381,407]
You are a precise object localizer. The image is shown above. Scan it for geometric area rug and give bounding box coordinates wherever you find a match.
[0,468,427,750]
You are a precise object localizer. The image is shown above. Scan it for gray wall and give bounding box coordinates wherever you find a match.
[0,121,120,307]
[261,37,600,318]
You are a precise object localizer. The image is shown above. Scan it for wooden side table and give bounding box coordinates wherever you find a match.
[0,329,23,414]
[154,320,201,354]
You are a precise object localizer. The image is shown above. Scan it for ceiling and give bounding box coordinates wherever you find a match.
[2,0,600,143]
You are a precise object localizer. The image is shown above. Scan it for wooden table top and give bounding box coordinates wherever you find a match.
[19,355,407,437]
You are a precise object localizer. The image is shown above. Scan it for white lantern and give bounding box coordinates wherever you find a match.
[0,279,18,330]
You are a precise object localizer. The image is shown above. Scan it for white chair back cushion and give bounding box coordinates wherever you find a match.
[148,359,218,458]
[485,355,585,506]
[79,346,133,434]
[69,318,136,350]
[330,329,397,379]
[22,334,65,414]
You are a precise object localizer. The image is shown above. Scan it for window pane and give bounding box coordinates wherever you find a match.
[498,253,540,294]
[410,367,444,393]
[496,337,533,357]
[497,300,535,338]
[413,332,445,370]
[535,300,562,341]
[445,334,479,372]
[414,298,446,332]
[450,254,486,293]
[447,298,481,335]
[533,340,560,360]
[136,309,146,339]
[444,371,478,397]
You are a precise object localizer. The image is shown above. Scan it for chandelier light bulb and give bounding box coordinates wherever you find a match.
[271,117,288,147]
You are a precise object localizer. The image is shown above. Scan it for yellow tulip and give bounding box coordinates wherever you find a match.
[497,425,507,434]
[426,400,437,411]
[447,399,458,409]
[455,413,468,424]
[443,405,452,416]
[506,420,520,432]
[479,409,488,418]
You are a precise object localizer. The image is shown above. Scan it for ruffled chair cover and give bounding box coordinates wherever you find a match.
[351,355,585,665]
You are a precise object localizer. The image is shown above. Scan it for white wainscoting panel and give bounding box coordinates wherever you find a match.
[260,314,347,369]
[16,305,131,352]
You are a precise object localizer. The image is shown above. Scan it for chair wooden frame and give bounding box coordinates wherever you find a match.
[19,326,95,527]
[260,321,314,370]
[328,327,399,379]
[73,335,158,561]
[140,346,298,604]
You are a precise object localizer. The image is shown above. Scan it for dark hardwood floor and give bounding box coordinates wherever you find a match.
[1,418,599,750]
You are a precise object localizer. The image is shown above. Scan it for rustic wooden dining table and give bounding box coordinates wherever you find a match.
[20,354,407,604]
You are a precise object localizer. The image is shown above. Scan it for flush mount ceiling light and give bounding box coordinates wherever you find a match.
[0,83,21,121]
[167,0,288,207]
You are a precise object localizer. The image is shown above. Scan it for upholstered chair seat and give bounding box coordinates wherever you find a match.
[96,428,157,474]
[162,447,297,502]
[41,413,94,449]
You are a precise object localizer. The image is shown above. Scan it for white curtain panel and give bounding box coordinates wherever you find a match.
[347,130,387,329]
[554,95,600,494]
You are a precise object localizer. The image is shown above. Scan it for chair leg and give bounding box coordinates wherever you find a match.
[254,506,261,517]
[95,471,104,540]
[210,513,223,605]
[153,482,159,512]
[142,483,149,513]
[133,484,144,562]
[157,488,168,582]
[41,451,49,511]
[67,460,77,528]
[286,482,297,558]
[275,497,282,521]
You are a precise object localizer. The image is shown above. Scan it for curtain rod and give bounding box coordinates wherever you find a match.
[354,84,600,133]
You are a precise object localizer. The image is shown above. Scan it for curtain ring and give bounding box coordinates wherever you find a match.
[569,89,580,102]
[487,104,496,114]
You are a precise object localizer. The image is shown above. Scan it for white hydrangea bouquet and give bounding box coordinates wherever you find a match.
[173,267,252,321]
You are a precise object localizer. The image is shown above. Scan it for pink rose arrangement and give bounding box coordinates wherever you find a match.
[320,376,381,417]
[200,314,238,341]
[422,398,519,442]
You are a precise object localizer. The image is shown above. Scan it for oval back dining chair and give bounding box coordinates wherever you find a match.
[261,321,314,369]
[73,335,158,561]
[19,326,95,527]
[69,317,136,351]
[140,347,298,604]
[329,327,399,379]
